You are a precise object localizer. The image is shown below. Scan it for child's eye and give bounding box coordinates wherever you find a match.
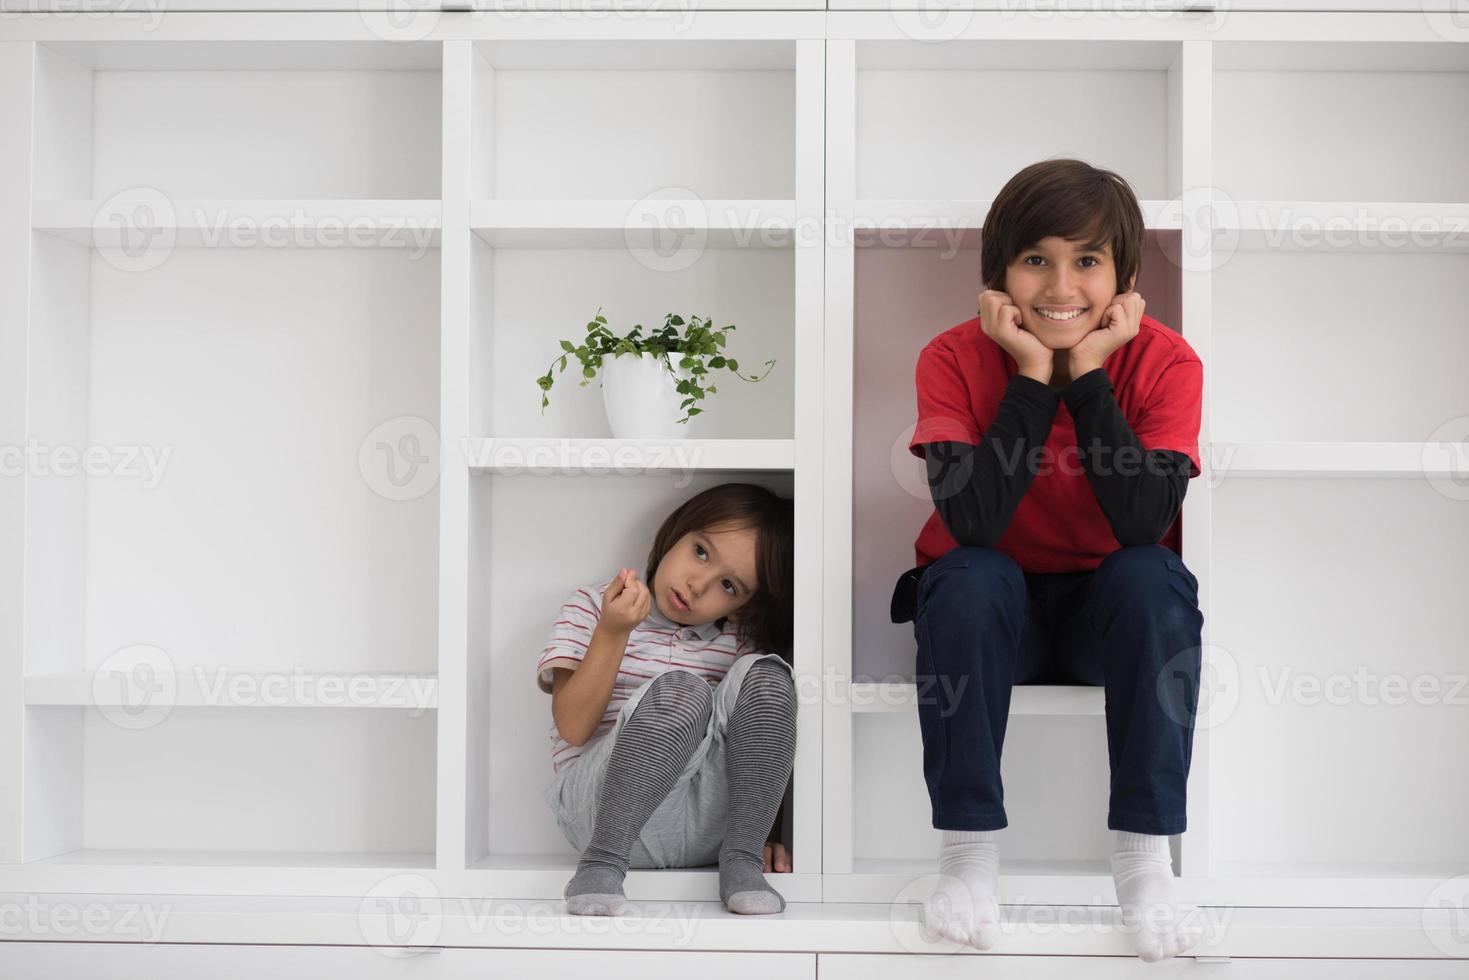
[1023,255,1100,267]
[695,543,708,560]
[722,580,736,596]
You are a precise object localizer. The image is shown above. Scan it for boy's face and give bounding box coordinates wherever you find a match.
[651,524,760,627]
[1004,236,1134,351]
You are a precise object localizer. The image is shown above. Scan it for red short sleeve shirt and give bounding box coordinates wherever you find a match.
[908,313,1203,573]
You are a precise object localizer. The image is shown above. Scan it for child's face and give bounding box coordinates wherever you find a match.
[652,524,760,627]
[1004,236,1132,351]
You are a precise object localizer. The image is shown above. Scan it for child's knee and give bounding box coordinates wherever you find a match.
[636,669,715,732]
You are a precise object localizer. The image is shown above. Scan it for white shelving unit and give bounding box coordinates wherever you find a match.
[1,8,1466,962]
[820,21,1469,912]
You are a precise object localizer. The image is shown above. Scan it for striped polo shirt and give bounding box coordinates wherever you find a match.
[536,581,747,774]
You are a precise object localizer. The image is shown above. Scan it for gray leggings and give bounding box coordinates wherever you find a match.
[542,652,795,868]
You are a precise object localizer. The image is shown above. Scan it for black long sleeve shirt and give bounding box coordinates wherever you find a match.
[889,367,1192,623]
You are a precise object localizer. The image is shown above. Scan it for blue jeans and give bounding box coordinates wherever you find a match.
[912,544,1203,835]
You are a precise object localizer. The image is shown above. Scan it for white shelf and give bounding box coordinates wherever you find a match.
[32,199,442,249]
[1209,442,1469,478]
[1221,201,1469,252]
[0,895,1458,961]
[465,438,795,475]
[24,672,438,711]
[470,199,796,249]
[852,198,1182,245]
[30,849,435,870]
[849,683,1105,715]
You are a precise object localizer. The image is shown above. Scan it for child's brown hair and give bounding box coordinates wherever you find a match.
[981,158,1144,297]
[645,483,794,662]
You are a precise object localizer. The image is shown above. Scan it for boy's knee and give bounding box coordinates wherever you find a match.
[1097,546,1194,597]
[920,546,1025,617]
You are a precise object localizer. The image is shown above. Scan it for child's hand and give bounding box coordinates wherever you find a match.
[763,840,791,873]
[1069,290,1145,374]
[978,289,1052,379]
[601,568,651,635]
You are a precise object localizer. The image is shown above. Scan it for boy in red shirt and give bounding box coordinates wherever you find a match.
[890,159,1205,961]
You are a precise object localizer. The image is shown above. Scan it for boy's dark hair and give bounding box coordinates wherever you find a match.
[646,483,794,663]
[980,158,1144,297]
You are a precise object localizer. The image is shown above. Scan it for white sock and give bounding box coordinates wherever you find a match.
[1109,831,1203,961]
[920,829,1001,950]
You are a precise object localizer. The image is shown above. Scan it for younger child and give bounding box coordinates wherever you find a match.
[537,483,796,916]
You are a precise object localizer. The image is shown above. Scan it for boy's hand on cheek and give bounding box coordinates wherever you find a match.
[978,289,1052,379]
[1070,290,1145,374]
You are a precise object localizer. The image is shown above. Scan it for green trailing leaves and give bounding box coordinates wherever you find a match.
[536,306,778,425]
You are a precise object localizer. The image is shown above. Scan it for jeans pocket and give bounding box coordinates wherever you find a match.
[914,554,969,624]
[1163,556,1202,609]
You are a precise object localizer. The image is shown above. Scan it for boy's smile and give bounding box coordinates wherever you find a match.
[1006,235,1126,350]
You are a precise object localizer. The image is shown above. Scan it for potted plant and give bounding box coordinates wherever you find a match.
[536,309,776,439]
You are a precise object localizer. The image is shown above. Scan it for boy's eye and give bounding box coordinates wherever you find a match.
[1023,255,1100,267]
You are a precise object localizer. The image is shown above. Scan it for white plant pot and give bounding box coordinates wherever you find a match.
[600,352,695,440]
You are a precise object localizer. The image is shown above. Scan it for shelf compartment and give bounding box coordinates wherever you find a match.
[471,242,795,441]
[34,41,441,201]
[23,707,436,862]
[1212,246,1469,443]
[1208,478,1469,879]
[849,713,1116,887]
[849,230,1185,681]
[852,41,1176,202]
[470,40,796,202]
[463,471,801,882]
[1214,41,1469,202]
[24,241,440,679]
